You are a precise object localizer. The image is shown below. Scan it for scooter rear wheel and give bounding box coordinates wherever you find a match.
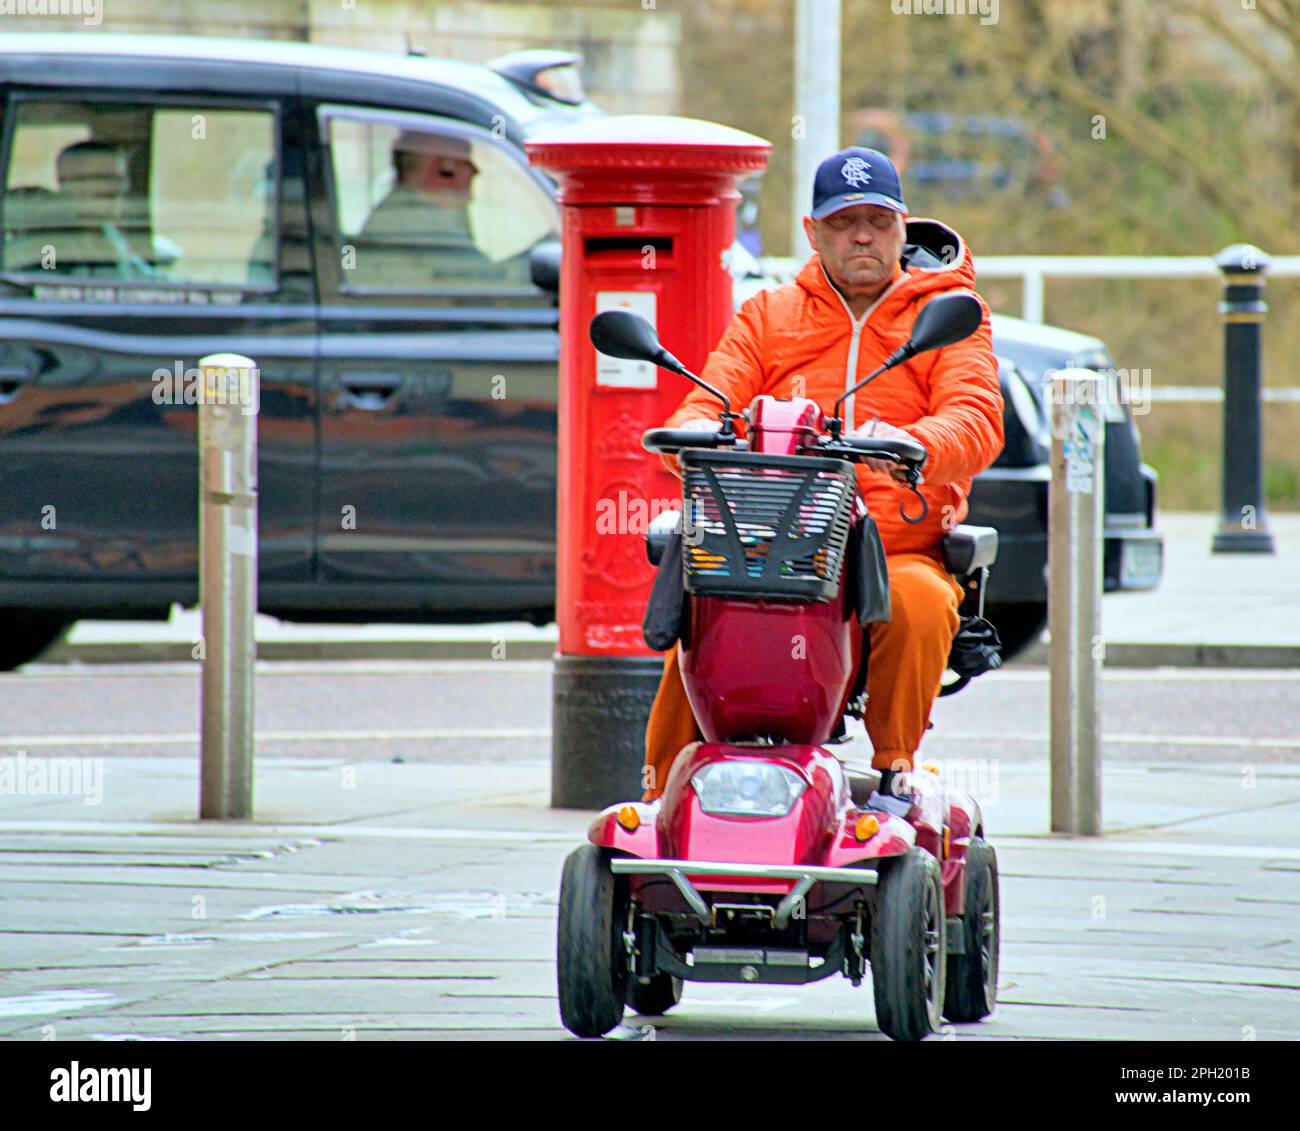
[943,836,999,1022]
[557,844,630,1038]
[628,973,683,1017]
[871,846,947,1041]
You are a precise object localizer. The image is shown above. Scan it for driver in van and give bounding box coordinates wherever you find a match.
[359,131,502,284]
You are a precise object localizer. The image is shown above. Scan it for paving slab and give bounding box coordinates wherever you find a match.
[2,660,1298,1043]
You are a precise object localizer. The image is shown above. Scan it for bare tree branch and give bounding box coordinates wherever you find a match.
[1003,17,1287,234]
[1256,0,1300,47]
[1184,0,1300,101]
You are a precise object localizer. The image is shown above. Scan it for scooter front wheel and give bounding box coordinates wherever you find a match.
[871,846,947,1041]
[557,844,630,1038]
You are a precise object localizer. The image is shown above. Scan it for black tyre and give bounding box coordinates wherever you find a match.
[0,611,71,671]
[557,844,630,1038]
[986,602,1046,662]
[628,972,683,1017]
[871,847,947,1042]
[943,836,999,1022]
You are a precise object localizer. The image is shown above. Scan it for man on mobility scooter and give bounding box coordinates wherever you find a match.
[645,147,1005,808]
[556,148,1006,1041]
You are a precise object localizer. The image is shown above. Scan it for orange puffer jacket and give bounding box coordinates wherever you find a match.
[665,218,1005,559]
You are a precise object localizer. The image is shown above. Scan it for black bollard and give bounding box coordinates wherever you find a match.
[1212,245,1275,553]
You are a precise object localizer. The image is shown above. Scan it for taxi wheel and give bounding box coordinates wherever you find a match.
[0,611,71,671]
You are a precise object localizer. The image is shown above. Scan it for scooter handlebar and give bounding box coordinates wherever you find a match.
[642,427,735,454]
[823,434,928,469]
[639,427,925,471]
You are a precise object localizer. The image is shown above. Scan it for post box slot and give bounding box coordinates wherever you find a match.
[584,236,674,263]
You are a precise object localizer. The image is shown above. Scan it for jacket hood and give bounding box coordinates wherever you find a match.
[795,217,977,308]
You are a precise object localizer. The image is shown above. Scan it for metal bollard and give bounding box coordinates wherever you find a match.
[1212,244,1275,553]
[197,353,259,820]
[1048,369,1105,836]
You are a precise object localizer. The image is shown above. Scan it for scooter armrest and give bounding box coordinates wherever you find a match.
[942,524,998,574]
[645,509,682,567]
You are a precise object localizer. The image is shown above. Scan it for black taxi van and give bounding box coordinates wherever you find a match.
[0,34,580,667]
[0,34,1159,667]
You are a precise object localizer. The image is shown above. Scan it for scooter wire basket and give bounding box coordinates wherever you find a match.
[679,450,857,602]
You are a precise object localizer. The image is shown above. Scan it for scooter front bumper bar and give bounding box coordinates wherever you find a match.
[610,858,877,928]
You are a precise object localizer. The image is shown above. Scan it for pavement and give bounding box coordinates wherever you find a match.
[1,509,1295,1041]
[0,662,1297,1041]
[35,512,1300,668]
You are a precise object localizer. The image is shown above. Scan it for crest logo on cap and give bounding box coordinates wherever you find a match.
[841,156,872,187]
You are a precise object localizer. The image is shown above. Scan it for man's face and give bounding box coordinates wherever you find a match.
[805,204,906,295]
[421,155,476,197]
[402,152,478,205]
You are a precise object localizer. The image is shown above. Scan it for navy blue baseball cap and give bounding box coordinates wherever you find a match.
[811,147,907,219]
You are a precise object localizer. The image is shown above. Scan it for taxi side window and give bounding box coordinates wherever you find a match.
[325,112,557,293]
[1,99,277,287]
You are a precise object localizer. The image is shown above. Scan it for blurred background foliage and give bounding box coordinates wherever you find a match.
[542,0,1299,510]
[15,0,1296,508]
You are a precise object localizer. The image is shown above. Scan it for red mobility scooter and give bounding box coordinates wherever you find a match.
[557,295,1001,1040]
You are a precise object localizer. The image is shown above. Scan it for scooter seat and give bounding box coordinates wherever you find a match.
[942,524,998,574]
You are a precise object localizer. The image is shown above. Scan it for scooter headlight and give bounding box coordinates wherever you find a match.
[691,761,806,817]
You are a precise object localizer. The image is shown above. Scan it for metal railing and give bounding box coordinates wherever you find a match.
[757,252,1300,404]
[760,253,1300,324]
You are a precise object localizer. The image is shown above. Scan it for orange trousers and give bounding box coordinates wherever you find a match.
[642,552,964,801]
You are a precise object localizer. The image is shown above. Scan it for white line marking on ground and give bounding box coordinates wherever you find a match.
[968,669,1300,682]
[9,663,1299,682]
[3,820,1298,859]
[0,820,580,843]
[7,661,551,679]
[0,728,551,747]
[0,989,116,1017]
[994,837,1300,861]
[2,729,1292,749]
[946,733,1300,749]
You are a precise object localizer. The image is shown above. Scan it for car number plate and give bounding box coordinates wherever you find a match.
[1119,538,1162,589]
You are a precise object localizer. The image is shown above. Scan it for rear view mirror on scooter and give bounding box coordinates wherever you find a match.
[589,309,685,373]
[830,292,983,437]
[901,291,983,358]
[589,309,737,435]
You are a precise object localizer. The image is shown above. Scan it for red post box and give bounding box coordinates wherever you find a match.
[528,116,770,809]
